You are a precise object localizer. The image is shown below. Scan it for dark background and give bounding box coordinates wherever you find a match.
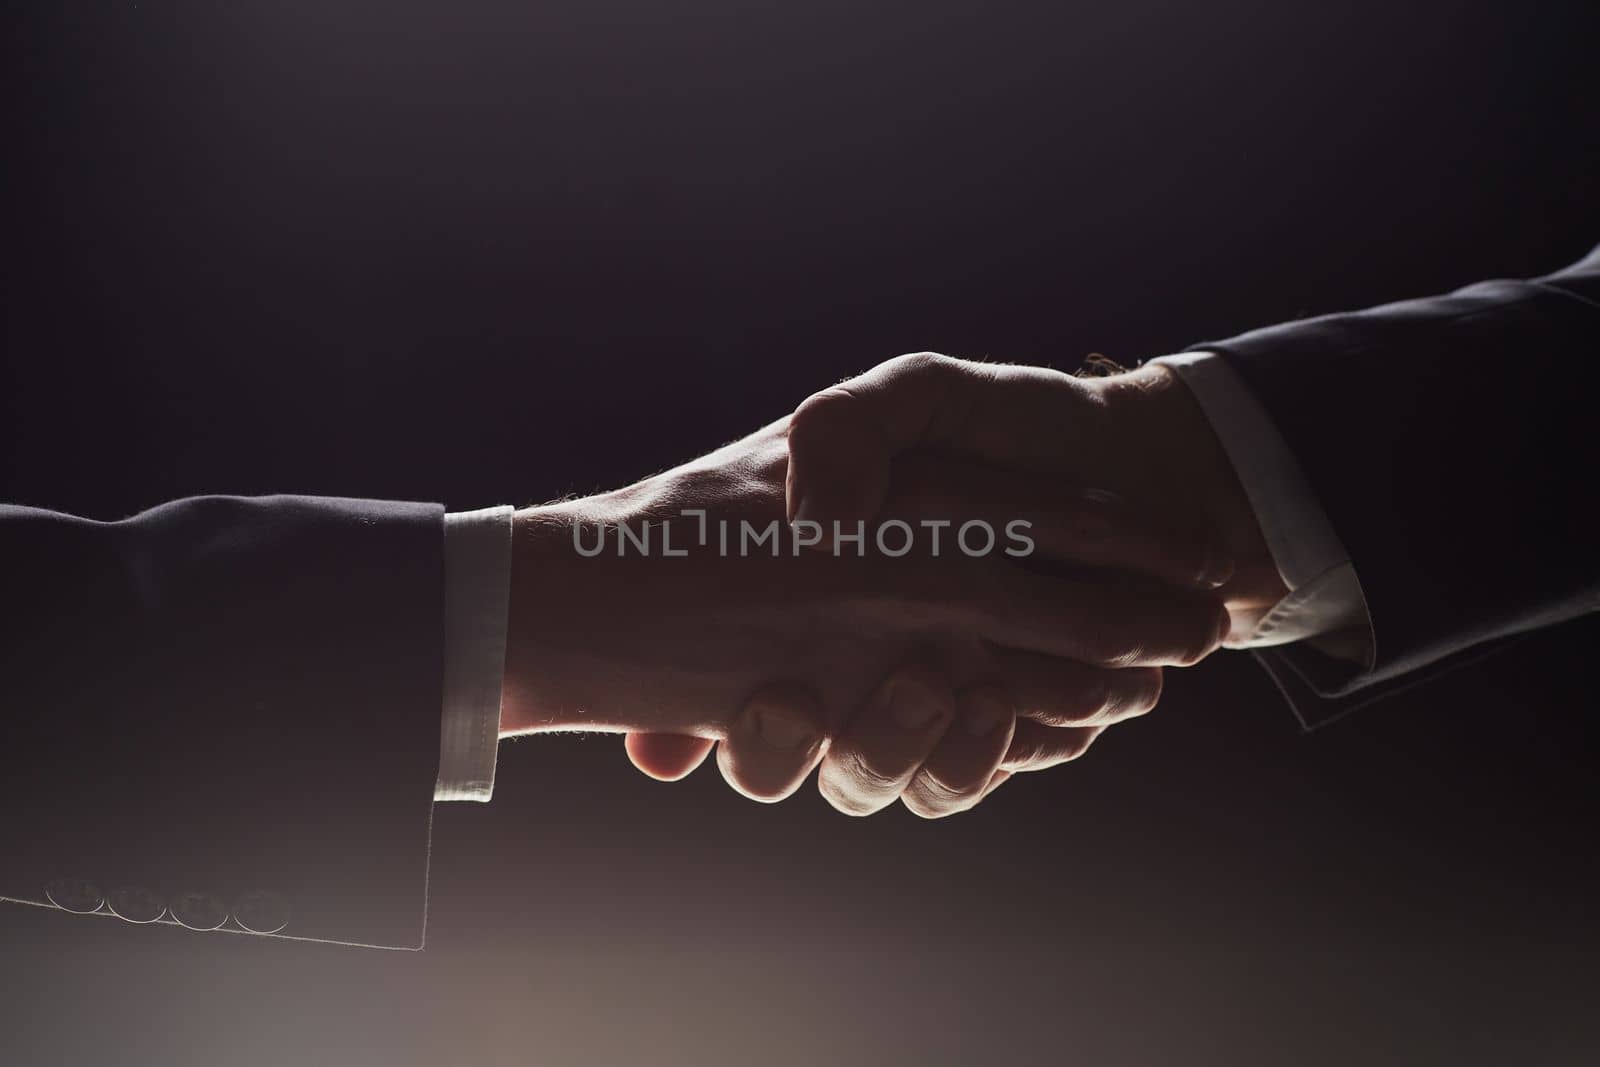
[3,3,1597,1064]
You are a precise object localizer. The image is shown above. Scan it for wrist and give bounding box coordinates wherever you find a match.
[500,504,580,736]
[1093,362,1288,628]
[500,494,696,737]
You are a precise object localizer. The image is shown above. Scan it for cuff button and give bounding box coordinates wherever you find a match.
[171,892,229,931]
[45,878,104,914]
[233,890,290,934]
[107,886,166,924]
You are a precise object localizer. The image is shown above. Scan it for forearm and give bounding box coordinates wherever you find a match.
[1,496,443,947]
[1192,251,1600,693]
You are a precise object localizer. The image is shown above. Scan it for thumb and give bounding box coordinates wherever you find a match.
[785,352,985,527]
[624,732,716,781]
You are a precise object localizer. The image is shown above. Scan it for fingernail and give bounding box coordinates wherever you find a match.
[888,679,945,731]
[1198,542,1235,589]
[963,700,1009,738]
[755,704,814,750]
[789,490,814,526]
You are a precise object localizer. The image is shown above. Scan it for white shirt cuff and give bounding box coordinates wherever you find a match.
[436,506,514,802]
[1149,352,1374,666]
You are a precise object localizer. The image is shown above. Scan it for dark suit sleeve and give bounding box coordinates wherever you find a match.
[1,495,445,949]
[1196,245,1600,725]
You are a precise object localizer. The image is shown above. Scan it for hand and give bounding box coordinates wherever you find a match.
[756,352,1288,808]
[622,353,1278,813]
[734,663,1020,819]
[783,352,1287,641]
[498,411,1230,810]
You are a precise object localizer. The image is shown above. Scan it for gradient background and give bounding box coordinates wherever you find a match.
[3,3,1598,1065]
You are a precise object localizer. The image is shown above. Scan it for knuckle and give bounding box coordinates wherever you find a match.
[1139,667,1165,712]
[999,745,1041,773]
[910,766,971,805]
[1173,601,1229,666]
[904,767,984,818]
[1082,629,1144,669]
[789,388,856,441]
[836,747,908,793]
[1060,728,1103,762]
[901,792,960,820]
[1008,726,1102,769]
[816,773,883,817]
[1107,667,1164,720]
[887,351,951,378]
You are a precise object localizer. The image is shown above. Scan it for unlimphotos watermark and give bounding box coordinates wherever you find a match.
[572,510,1035,558]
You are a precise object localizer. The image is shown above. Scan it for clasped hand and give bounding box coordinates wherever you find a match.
[500,354,1279,817]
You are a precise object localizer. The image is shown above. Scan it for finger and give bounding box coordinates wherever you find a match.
[983,568,1226,667]
[786,352,999,526]
[900,683,1016,819]
[906,562,1230,667]
[817,661,955,817]
[1001,719,1106,773]
[981,769,1013,799]
[624,733,716,781]
[716,684,827,803]
[881,455,1232,589]
[990,647,1164,727]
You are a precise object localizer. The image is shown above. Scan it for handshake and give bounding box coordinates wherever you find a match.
[500,353,1287,816]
